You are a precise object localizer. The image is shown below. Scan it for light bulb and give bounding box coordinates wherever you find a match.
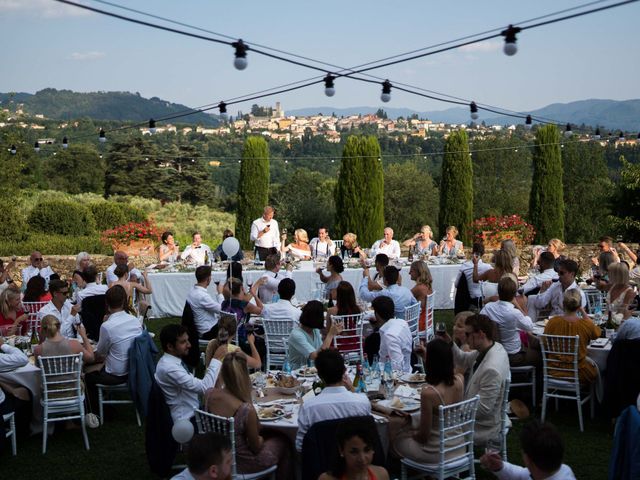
[62,136,69,148]
[501,25,521,56]
[10,145,17,155]
[525,115,532,130]
[324,74,336,97]
[594,128,601,140]
[149,118,156,134]
[380,80,392,103]
[564,124,572,138]
[618,131,624,141]
[99,128,106,143]
[34,141,40,153]
[470,102,479,120]
[233,39,248,70]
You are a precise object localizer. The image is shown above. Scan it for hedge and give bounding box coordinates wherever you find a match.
[89,202,146,231]
[0,233,111,256]
[28,200,96,236]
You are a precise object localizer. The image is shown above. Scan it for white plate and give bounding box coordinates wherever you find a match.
[400,373,427,384]
[295,369,318,378]
[378,398,421,412]
[535,320,548,327]
[256,408,286,421]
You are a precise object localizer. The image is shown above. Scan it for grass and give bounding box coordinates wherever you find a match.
[0,312,614,479]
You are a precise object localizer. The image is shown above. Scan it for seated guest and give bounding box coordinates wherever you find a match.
[204,314,261,370]
[359,266,417,319]
[34,315,94,363]
[409,261,433,331]
[593,250,617,291]
[371,296,412,373]
[186,266,225,340]
[158,231,180,263]
[530,238,566,270]
[366,254,389,291]
[452,311,475,351]
[110,264,153,314]
[592,235,620,267]
[75,251,92,272]
[340,233,366,260]
[319,419,390,480]
[171,432,233,480]
[480,420,575,480]
[501,239,521,276]
[23,275,51,303]
[296,349,371,451]
[403,224,439,257]
[457,242,491,309]
[106,250,142,285]
[181,232,213,266]
[316,256,344,301]
[86,285,143,411]
[521,252,558,296]
[451,313,510,447]
[281,228,312,260]
[309,227,336,260]
[473,250,513,302]
[288,301,342,370]
[205,353,292,479]
[21,251,55,288]
[0,336,29,447]
[0,287,28,336]
[212,229,244,262]
[481,276,538,368]
[531,259,586,320]
[70,269,86,304]
[439,226,464,257]
[394,338,464,463]
[0,259,16,295]
[606,262,636,321]
[543,289,601,383]
[222,277,264,323]
[257,254,293,304]
[37,279,80,338]
[155,324,222,423]
[617,241,640,282]
[259,278,301,323]
[326,281,361,333]
[75,265,108,308]
[371,227,401,260]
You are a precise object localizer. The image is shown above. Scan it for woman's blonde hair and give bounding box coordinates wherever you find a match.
[0,286,21,318]
[562,288,582,313]
[41,315,61,339]
[343,233,357,246]
[608,262,630,286]
[411,261,433,289]
[295,228,309,243]
[220,353,252,403]
[493,250,513,274]
[446,226,459,236]
[548,238,566,252]
[420,225,434,239]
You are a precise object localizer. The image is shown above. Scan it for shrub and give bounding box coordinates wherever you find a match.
[28,200,96,236]
[471,215,535,247]
[89,202,147,231]
[0,200,29,242]
[0,234,111,256]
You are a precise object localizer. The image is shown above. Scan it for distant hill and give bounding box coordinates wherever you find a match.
[0,89,220,126]
[287,99,640,131]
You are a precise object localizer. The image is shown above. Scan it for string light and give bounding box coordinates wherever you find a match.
[10,145,17,155]
[232,39,248,70]
[525,115,532,130]
[323,74,336,97]
[149,118,157,134]
[34,142,40,153]
[380,80,392,103]
[564,123,572,137]
[470,102,479,120]
[62,137,69,148]
[501,24,521,55]
[218,102,227,117]
[99,128,107,143]
[618,131,625,140]
[594,127,601,140]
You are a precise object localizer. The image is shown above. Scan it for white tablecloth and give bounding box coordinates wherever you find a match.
[0,363,43,434]
[147,262,460,318]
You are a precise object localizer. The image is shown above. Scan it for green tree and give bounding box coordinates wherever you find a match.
[236,136,270,249]
[334,136,384,245]
[610,156,640,241]
[384,162,439,240]
[529,125,564,243]
[44,143,105,194]
[439,129,473,244]
[105,138,160,197]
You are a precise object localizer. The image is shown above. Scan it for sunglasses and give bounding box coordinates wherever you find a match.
[34,258,43,262]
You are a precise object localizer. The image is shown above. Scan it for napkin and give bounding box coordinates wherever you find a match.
[395,385,418,399]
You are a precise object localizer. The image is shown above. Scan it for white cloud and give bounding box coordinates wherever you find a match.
[69,51,106,61]
[0,0,92,18]
[458,40,501,53]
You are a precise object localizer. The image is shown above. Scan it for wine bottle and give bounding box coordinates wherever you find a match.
[30,325,39,346]
[353,362,364,393]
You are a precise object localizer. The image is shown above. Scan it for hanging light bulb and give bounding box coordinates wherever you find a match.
[501,24,521,56]
[380,80,392,103]
[564,123,572,138]
[9,145,17,155]
[232,39,248,70]
[62,136,69,148]
[618,131,625,141]
[594,128,601,140]
[525,115,532,130]
[469,102,479,120]
[218,102,228,119]
[324,74,336,97]
[34,141,40,153]
[149,118,156,134]
[99,128,106,143]
[637,132,640,140]
[99,154,103,159]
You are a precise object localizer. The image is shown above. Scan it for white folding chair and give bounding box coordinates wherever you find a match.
[3,412,17,456]
[332,240,343,250]
[262,317,295,370]
[195,409,277,479]
[97,383,141,427]
[540,334,595,432]
[584,289,606,315]
[401,395,480,480]
[422,292,435,342]
[404,303,421,345]
[38,353,90,453]
[510,365,536,407]
[21,301,49,333]
[500,378,511,461]
[331,313,364,364]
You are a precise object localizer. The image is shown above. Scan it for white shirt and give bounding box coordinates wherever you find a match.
[521,268,559,295]
[358,282,417,319]
[258,269,292,303]
[458,260,492,298]
[37,300,79,339]
[262,299,301,323]
[170,468,195,480]
[370,239,401,259]
[495,462,576,480]
[105,263,143,285]
[534,281,586,316]
[155,353,222,422]
[21,265,55,288]
[95,310,142,376]
[480,301,533,354]
[186,285,224,335]
[250,217,281,250]
[296,385,371,451]
[0,344,29,405]
[379,317,413,373]
[308,238,336,259]
[75,282,108,307]
[180,244,212,266]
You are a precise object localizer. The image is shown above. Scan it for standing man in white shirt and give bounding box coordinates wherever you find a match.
[21,251,55,289]
[37,279,80,338]
[257,254,293,304]
[186,266,225,340]
[250,206,281,261]
[105,251,142,285]
[85,285,143,412]
[370,227,401,260]
[296,349,371,451]
[181,232,212,267]
[359,266,417,318]
[371,296,413,373]
[155,324,222,423]
[308,227,336,260]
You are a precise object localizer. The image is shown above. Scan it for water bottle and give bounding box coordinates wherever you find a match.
[594,303,603,325]
[254,250,261,265]
[272,293,280,303]
[283,353,292,375]
[384,356,393,380]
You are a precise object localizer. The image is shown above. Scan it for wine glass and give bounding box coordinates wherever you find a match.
[436,322,447,336]
[295,384,305,404]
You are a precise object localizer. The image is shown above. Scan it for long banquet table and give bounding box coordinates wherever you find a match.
[147,261,460,318]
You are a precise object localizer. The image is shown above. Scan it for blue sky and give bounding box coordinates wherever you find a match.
[1,0,638,116]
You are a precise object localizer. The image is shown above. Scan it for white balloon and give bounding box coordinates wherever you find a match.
[222,237,240,258]
[172,420,194,444]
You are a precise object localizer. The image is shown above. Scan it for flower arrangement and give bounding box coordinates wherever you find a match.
[101,221,162,245]
[471,215,535,247]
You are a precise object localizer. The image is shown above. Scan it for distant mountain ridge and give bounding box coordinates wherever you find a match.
[0,89,219,126]
[287,99,640,131]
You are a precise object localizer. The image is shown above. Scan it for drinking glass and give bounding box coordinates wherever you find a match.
[295,384,305,404]
[485,436,502,455]
[435,322,447,336]
[382,379,394,399]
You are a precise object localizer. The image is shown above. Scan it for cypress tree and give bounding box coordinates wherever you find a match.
[529,125,564,243]
[334,135,384,246]
[438,129,473,244]
[236,136,270,249]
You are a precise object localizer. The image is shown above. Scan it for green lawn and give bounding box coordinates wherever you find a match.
[0,312,614,479]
